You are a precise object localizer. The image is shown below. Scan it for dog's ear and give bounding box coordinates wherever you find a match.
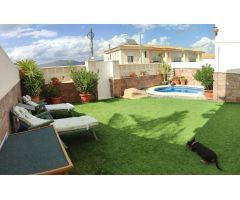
[193,137,196,141]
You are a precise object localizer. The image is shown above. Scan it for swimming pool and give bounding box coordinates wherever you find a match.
[146,85,205,99]
[154,86,203,94]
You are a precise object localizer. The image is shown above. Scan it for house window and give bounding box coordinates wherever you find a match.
[144,51,147,58]
[172,57,182,62]
[152,56,160,63]
[128,56,134,63]
[189,58,196,62]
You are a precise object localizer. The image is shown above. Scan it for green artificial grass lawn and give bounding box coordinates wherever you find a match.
[59,97,240,175]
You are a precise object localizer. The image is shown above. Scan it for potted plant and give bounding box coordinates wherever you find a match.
[70,68,99,103]
[16,59,38,79]
[16,59,44,103]
[140,71,147,76]
[51,77,61,85]
[129,72,137,78]
[180,76,187,85]
[194,64,214,99]
[45,83,61,104]
[171,76,180,85]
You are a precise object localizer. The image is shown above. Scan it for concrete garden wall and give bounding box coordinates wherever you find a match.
[109,75,163,97]
[41,60,214,100]
[213,23,240,102]
[0,47,21,145]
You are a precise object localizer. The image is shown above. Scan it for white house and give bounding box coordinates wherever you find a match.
[104,39,204,64]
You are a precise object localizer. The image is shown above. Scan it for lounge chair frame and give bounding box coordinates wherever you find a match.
[22,95,74,116]
[11,107,98,140]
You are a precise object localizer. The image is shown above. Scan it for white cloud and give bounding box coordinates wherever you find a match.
[159,36,169,45]
[9,36,90,63]
[108,34,128,47]
[8,33,141,63]
[106,33,144,47]
[0,25,58,39]
[20,29,58,38]
[0,25,30,33]
[133,24,190,32]
[191,37,215,53]
[148,38,158,45]
[133,24,156,32]
[148,36,169,45]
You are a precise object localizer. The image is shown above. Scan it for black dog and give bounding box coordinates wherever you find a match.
[187,137,222,170]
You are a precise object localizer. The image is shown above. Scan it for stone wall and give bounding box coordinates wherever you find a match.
[174,68,201,85]
[0,82,21,143]
[52,82,97,103]
[59,82,80,103]
[109,75,163,97]
[213,72,240,102]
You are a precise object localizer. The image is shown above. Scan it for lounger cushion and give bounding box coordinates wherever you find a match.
[23,95,74,112]
[45,103,74,111]
[13,106,98,134]
[26,100,39,107]
[22,96,38,107]
[13,106,52,127]
[53,116,98,133]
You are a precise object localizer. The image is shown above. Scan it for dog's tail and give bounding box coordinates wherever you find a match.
[215,158,222,170]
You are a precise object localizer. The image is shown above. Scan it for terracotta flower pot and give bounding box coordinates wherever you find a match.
[19,69,25,79]
[79,93,91,103]
[172,80,180,85]
[129,72,137,78]
[51,97,61,104]
[52,79,61,85]
[180,80,186,85]
[31,96,40,103]
[204,90,213,99]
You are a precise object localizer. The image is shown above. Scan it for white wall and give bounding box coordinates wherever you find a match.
[170,59,215,69]
[121,50,142,64]
[39,65,85,83]
[215,23,240,73]
[86,60,113,100]
[215,43,240,73]
[95,61,112,100]
[0,47,20,100]
[119,63,160,77]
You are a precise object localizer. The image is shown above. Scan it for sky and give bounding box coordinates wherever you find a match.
[0,24,215,64]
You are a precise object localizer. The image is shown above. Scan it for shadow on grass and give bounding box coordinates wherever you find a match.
[73,98,124,106]
[192,102,240,174]
[53,100,240,174]
[61,110,209,175]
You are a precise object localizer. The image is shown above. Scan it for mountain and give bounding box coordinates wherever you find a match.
[38,60,85,67]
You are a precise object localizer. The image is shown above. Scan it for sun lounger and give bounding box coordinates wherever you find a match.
[12,106,98,140]
[22,95,74,116]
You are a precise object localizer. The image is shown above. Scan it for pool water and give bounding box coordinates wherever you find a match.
[154,86,203,94]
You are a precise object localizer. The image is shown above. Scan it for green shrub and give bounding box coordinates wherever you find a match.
[194,64,214,90]
[70,68,99,94]
[16,59,44,96]
[22,70,44,96]
[16,59,38,77]
[45,83,61,98]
